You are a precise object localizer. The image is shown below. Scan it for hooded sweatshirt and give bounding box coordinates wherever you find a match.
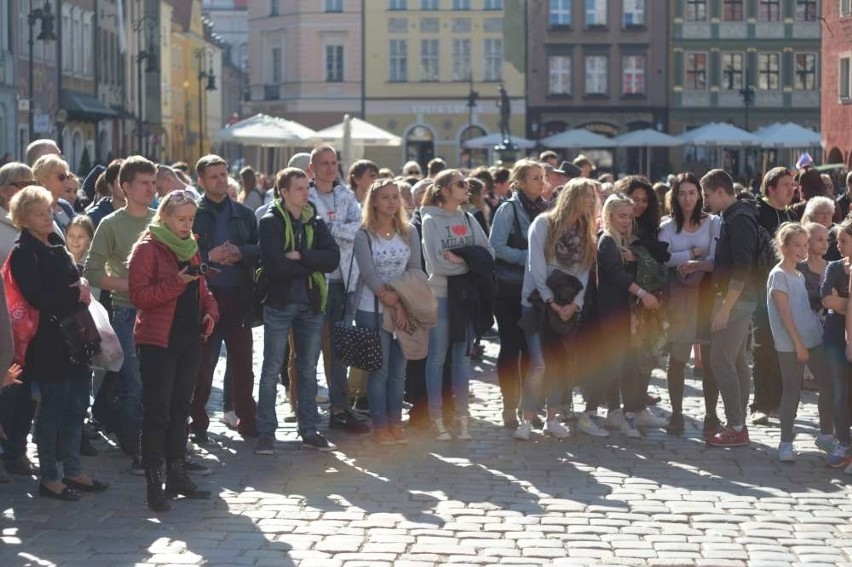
[420,205,493,297]
[756,197,798,236]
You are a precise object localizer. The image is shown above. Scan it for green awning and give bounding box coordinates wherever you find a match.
[61,91,118,121]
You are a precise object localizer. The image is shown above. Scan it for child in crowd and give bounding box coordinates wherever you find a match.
[66,216,95,268]
[799,222,829,317]
[595,194,660,438]
[767,222,834,462]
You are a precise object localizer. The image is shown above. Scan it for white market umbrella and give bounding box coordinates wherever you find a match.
[611,129,684,176]
[312,116,401,147]
[462,133,537,150]
[678,122,759,147]
[213,113,316,146]
[540,128,613,149]
[753,122,821,149]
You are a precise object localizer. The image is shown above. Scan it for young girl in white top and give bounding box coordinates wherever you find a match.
[767,222,834,462]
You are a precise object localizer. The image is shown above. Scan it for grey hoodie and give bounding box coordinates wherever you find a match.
[420,205,494,297]
[0,209,17,374]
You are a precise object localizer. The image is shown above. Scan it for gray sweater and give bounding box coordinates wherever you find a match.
[521,215,590,308]
[353,225,423,312]
[420,205,493,297]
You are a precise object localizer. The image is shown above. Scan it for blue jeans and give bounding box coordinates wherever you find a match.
[324,282,356,409]
[520,306,562,414]
[825,343,851,446]
[356,309,406,429]
[257,304,324,438]
[35,378,89,482]
[112,307,142,442]
[425,297,470,419]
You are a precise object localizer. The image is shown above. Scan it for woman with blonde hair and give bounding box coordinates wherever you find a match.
[32,154,75,233]
[514,177,598,440]
[353,179,423,445]
[489,159,547,428]
[128,190,219,511]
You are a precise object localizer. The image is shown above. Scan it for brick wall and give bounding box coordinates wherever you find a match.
[821,1,852,165]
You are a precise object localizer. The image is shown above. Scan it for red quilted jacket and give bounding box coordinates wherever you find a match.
[128,235,219,348]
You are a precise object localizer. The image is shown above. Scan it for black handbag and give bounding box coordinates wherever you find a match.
[332,229,382,372]
[53,306,102,365]
[495,202,527,298]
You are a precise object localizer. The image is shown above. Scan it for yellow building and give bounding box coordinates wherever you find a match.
[363,0,525,171]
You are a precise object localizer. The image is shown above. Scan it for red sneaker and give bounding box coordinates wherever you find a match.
[706,426,749,447]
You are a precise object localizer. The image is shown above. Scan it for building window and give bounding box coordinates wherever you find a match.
[270,46,282,84]
[584,55,608,94]
[420,0,438,9]
[795,53,817,90]
[758,0,780,20]
[324,0,343,11]
[548,55,572,94]
[622,55,645,94]
[484,0,502,9]
[722,52,744,90]
[623,0,644,26]
[325,45,344,82]
[585,0,607,26]
[795,0,818,20]
[843,0,852,17]
[389,0,407,9]
[419,39,439,81]
[685,52,707,89]
[452,0,470,9]
[685,0,706,20]
[452,39,471,81]
[549,0,572,25]
[452,17,471,32]
[270,0,278,16]
[840,57,851,98]
[389,39,408,81]
[722,0,743,20]
[757,53,780,89]
[483,38,502,81]
[420,17,439,32]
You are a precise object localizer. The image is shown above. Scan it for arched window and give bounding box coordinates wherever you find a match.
[459,125,487,168]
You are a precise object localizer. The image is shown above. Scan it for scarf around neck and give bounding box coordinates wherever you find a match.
[517,190,547,221]
[148,223,198,262]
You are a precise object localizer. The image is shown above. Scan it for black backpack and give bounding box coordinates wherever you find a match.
[726,208,776,275]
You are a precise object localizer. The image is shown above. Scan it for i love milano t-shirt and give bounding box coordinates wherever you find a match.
[420,205,487,297]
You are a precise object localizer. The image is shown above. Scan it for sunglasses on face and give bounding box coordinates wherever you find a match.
[167,189,197,204]
[56,172,70,182]
[453,180,467,189]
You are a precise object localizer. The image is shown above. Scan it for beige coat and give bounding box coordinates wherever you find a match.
[383,270,437,360]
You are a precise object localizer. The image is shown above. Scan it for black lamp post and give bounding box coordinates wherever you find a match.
[196,48,217,159]
[465,73,478,168]
[28,2,57,142]
[133,16,158,155]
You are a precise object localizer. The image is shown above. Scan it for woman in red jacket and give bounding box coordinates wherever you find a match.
[128,190,219,512]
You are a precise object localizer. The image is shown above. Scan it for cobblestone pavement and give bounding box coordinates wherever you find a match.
[1,331,851,567]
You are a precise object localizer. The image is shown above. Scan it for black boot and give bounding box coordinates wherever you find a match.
[165,460,211,500]
[145,468,172,512]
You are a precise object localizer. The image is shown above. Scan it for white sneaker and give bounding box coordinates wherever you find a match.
[635,408,668,428]
[604,409,625,430]
[219,411,238,430]
[577,413,610,438]
[513,421,533,441]
[432,418,452,441]
[544,420,571,439]
[778,442,796,463]
[456,416,472,440]
[620,414,641,438]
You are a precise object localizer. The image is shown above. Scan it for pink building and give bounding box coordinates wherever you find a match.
[247,0,362,130]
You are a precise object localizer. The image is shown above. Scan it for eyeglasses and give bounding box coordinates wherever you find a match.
[56,172,70,182]
[8,180,33,189]
[166,189,198,204]
[370,180,396,192]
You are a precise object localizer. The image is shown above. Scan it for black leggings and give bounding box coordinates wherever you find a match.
[139,333,202,469]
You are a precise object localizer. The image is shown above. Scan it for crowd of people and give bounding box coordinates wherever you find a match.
[0,139,850,514]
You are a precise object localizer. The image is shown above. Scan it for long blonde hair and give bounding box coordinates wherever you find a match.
[601,193,635,247]
[540,178,598,269]
[361,179,410,238]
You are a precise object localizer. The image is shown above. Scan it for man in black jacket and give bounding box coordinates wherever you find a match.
[190,154,260,441]
[701,169,759,448]
[255,168,340,454]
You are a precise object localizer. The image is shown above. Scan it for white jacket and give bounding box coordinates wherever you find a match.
[309,183,362,290]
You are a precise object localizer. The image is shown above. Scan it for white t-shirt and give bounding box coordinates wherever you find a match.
[766,265,824,352]
[358,233,411,313]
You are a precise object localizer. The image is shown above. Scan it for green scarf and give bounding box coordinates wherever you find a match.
[148,223,199,262]
[273,200,328,312]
